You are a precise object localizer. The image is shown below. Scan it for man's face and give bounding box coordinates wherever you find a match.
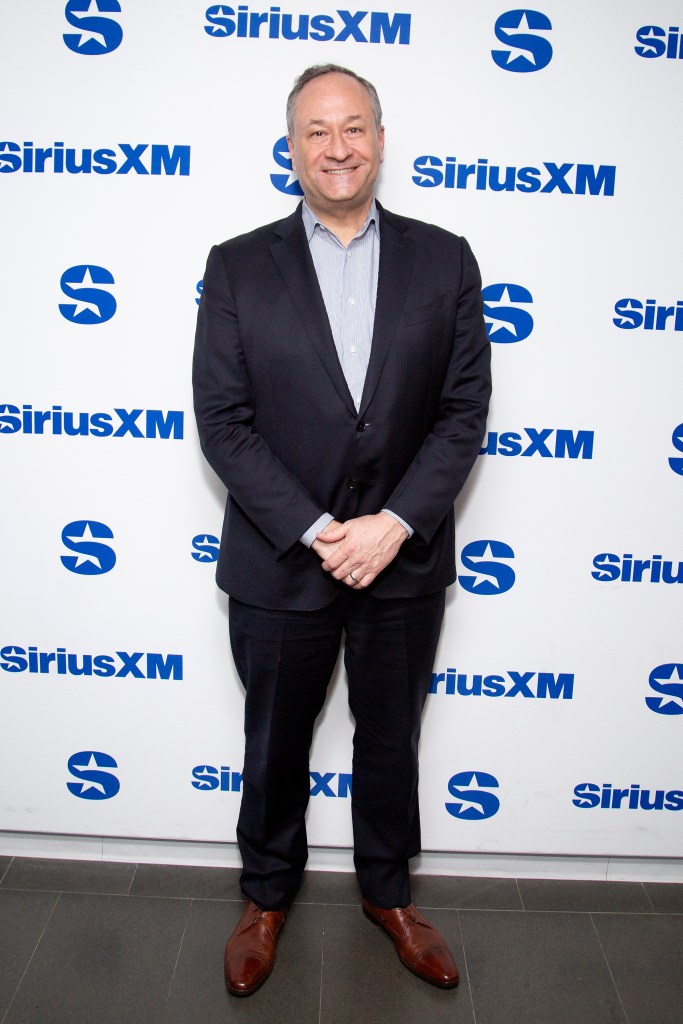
[287,72,384,221]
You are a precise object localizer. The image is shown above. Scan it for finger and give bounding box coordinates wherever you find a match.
[317,525,347,542]
[355,572,374,588]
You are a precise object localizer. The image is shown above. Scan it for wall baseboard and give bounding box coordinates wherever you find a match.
[1,831,681,883]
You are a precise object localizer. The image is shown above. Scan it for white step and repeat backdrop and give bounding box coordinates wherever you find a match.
[1,1,681,861]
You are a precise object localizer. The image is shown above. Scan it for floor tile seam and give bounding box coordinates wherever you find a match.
[0,885,198,902]
[128,892,241,902]
[127,861,139,896]
[160,897,194,1022]
[514,876,525,911]
[0,890,62,1024]
[588,912,632,1024]
[455,908,478,1024]
[0,885,64,896]
[640,881,657,913]
[457,906,657,916]
[0,858,12,887]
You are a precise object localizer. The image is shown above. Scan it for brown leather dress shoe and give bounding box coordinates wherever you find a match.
[362,899,459,988]
[224,901,287,996]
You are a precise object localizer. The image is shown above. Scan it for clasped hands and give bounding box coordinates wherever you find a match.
[310,512,408,589]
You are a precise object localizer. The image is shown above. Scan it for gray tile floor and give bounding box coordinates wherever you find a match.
[0,855,681,1024]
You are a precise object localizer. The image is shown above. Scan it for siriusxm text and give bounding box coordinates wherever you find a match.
[192,765,353,797]
[204,6,410,44]
[573,783,683,811]
[670,424,683,476]
[412,157,615,196]
[0,142,190,176]
[430,670,574,700]
[480,429,594,459]
[635,25,683,59]
[0,405,183,440]
[592,553,683,585]
[613,298,683,332]
[1,646,183,680]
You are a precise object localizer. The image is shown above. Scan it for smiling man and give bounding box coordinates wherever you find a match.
[193,64,491,997]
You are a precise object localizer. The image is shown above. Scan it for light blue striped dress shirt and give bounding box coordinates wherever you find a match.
[299,200,413,548]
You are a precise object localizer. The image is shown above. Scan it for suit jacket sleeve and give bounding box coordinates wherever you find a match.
[193,243,325,555]
[382,235,491,544]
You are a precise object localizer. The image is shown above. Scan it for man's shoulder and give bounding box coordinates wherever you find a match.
[214,206,302,256]
[378,204,466,250]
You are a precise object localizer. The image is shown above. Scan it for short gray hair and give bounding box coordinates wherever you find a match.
[286,64,383,138]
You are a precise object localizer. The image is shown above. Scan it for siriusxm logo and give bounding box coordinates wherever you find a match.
[412,156,615,197]
[613,297,683,332]
[483,283,533,343]
[195,279,203,306]
[492,9,552,73]
[1,645,182,680]
[592,552,683,585]
[0,142,190,176]
[192,765,352,797]
[445,771,500,820]
[271,136,303,196]
[63,0,123,56]
[670,423,683,476]
[573,782,683,812]
[59,265,116,325]
[192,534,220,562]
[430,669,573,700]
[67,750,120,800]
[458,540,516,596]
[204,6,410,44]
[0,404,183,440]
[480,428,594,460]
[635,25,683,59]
[646,664,683,716]
[61,520,116,576]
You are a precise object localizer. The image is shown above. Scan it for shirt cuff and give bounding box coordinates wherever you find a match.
[300,513,334,548]
[381,508,414,538]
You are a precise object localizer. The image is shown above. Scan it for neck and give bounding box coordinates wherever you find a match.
[306,197,374,247]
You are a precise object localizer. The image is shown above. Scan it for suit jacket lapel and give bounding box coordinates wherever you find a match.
[270,207,356,414]
[359,207,415,417]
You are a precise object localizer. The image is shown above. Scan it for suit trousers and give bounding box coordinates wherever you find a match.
[228,588,445,911]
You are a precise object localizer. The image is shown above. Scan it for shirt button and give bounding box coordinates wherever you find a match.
[350,345,358,353]
[348,297,355,305]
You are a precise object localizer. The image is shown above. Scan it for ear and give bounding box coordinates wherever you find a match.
[378,126,385,164]
[286,135,296,171]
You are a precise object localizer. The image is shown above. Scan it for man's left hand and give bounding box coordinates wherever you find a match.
[316,512,408,588]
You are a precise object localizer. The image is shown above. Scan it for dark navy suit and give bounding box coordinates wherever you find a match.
[193,201,491,908]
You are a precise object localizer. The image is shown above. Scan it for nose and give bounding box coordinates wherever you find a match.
[324,128,352,162]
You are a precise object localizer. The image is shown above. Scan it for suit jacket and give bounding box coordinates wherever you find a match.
[193,201,491,610]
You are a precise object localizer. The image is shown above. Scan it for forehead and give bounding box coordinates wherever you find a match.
[293,72,374,126]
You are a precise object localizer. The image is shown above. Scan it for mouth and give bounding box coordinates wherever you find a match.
[322,167,359,175]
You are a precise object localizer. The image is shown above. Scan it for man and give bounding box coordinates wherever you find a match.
[193,63,491,996]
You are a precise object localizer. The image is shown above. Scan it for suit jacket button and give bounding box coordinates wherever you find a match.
[347,478,357,490]
[356,422,367,432]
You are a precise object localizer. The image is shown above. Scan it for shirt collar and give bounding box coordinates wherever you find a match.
[301,198,379,244]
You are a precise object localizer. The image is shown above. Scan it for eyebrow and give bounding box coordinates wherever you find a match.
[304,114,364,128]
